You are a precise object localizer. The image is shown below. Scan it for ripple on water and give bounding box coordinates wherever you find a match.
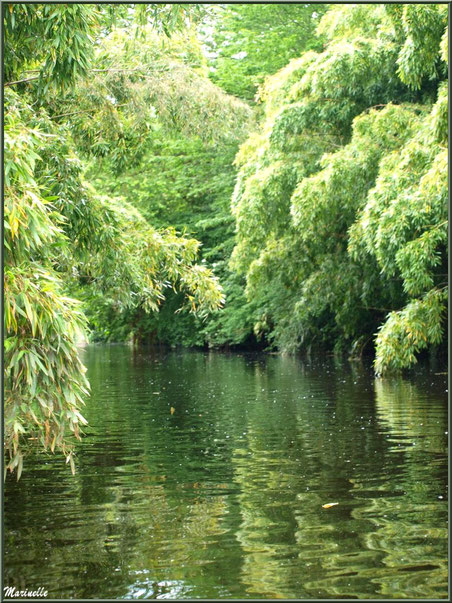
[5,347,448,599]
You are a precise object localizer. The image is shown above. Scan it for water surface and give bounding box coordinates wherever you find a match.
[5,346,448,599]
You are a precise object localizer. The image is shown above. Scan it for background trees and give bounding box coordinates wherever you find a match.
[202,4,327,101]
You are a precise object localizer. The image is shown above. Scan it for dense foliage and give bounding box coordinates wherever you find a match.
[202,4,326,101]
[4,4,227,476]
[229,4,447,371]
[4,3,448,477]
[70,24,254,346]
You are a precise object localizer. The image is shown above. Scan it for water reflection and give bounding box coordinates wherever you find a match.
[355,378,448,598]
[4,346,447,599]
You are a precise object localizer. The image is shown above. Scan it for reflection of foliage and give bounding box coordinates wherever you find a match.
[5,348,448,598]
[346,376,449,598]
[374,378,448,454]
[357,493,448,599]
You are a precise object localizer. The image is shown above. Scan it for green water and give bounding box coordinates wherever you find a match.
[4,346,448,599]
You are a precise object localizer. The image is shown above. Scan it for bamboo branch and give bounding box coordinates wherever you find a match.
[91,68,143,73]
[4,75,39,87]
[5,66,170,87]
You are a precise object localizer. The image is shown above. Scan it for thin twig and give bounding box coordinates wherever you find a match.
[91,68,143,73]
[4,75,39,87]
[360,307,396,312]
[91,67,168,74]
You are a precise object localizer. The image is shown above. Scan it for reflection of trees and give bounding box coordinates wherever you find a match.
[233,432,303,598]
[7,346,270,598]
[5,348,448,599]
[348,377,448,599]
[230,359,372,598]
[374,378,447,454]
[230,359,448,599]
[6,469,230,598]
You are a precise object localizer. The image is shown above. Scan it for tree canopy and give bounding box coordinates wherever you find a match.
[202,4,327,101]
[229,3,447,367]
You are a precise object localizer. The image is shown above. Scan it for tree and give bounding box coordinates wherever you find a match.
[350,83,447,373]
[229,3,447,372]
[62,24,253,347]
[4,4,226,476]
[4,92,89,477]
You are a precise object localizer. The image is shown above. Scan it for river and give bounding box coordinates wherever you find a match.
[4,345,448,599]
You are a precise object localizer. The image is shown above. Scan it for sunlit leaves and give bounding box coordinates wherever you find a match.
[349,93,447,372]
[428,82,448,145]
[134,3,206,37]
[231,162,296,274]
[351,113,447,285]
[75,193,225,325]
[58,26,252,172]
[4,105,89,478]
[396,4,447,90]
[229,3,447,372]
[291,104,422,244]
[317,4,384,40]
[374,289,447,375]
[4,4,98,97]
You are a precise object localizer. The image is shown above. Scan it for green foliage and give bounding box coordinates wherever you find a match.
[4,85,225,476]
[350,89,448,372]
[229,3,448,372]
[316,4,384,40]
[4,5,231,477]
[203,4,326,100]
[133,3,206,37]
[55,26,252,173]
[3,2,205,93]
[4,0,448,485]
[89,136,238,230]
[86,125,251,348]
[69,21,257,350]
[395,4,447,89]
[4,4,98,96]
[4,95,89,478]
[374,290,447,375]
[79,194,224,315]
